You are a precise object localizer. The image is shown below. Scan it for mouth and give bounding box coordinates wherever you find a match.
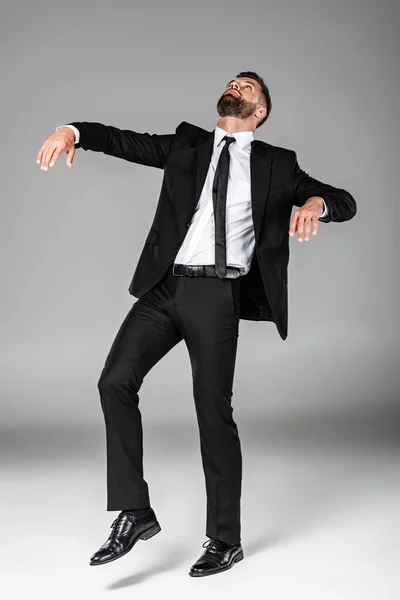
[224,89,240,97]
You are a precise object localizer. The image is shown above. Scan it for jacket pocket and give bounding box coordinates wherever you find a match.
[146,228,159,246]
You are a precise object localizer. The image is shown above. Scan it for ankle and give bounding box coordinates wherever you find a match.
[121,506,151,516]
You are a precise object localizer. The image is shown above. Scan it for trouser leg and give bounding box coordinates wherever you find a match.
[176,275,242,545]
[97,274,183,510]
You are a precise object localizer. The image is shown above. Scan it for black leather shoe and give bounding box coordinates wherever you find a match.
[189,538,244,577]
[89,508,161,566]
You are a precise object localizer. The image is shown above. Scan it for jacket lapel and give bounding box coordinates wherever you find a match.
[250,140,273,243]
[195,130,215,210]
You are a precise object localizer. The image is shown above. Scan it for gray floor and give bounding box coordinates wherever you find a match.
[1,406,399,600]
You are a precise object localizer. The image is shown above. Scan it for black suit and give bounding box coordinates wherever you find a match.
[69,120,356,545]
[71,120,356,340]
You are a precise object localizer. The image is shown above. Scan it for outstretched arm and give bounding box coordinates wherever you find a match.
[289,151,357,242]
[37,122,176,171]
[291,151,357,223]
[64,121,176,169]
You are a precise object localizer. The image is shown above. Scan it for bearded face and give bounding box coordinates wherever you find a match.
[216,89,258,120]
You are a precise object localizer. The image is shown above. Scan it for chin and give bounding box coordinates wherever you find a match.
[217,96,241,116]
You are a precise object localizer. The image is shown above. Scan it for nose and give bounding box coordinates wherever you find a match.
[226,83,241,97]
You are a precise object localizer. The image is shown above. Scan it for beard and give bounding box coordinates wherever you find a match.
[216,91,257,120]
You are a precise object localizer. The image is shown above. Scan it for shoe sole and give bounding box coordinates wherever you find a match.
[89,521,161,566]
[188,549,244,577]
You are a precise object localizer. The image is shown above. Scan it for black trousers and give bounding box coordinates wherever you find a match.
[97,270,242,545]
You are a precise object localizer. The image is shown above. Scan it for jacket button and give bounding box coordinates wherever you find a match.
[185,221,190,228]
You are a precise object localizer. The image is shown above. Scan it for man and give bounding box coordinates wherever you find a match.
[36,71,357,577]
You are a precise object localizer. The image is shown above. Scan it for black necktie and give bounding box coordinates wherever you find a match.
[212,135,236,278]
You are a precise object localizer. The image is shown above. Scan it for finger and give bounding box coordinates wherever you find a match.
[66,146,75,168]
[304,215,312,241]
[289,211,299,236]
[311,215,319,236]
[40,144,57,170]
[297,214,305,242]
[48,147,63,167]
[36,143,46,165]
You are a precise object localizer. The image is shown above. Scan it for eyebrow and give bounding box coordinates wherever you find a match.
[226,79,255,88]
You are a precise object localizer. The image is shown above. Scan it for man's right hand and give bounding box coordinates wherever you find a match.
[36,127,76,171]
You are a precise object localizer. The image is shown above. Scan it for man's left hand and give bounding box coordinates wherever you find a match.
[289,197,325,242]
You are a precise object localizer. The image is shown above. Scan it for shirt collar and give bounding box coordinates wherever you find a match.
[214,125,254,150]
[214,125,254,148]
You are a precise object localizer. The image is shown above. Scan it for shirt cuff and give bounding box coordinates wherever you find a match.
[319,198,329,219]
[55,124,80,144]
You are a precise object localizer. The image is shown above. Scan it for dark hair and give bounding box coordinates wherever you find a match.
[235,71,272,128]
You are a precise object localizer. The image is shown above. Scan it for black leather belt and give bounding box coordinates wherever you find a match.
[168,263,240,278]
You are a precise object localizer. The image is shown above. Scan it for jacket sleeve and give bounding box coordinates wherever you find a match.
[291,150,357,223]
[67,121,176,169]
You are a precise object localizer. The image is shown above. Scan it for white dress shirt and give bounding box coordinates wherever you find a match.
[176,126,256,277]
[57,124,329,278]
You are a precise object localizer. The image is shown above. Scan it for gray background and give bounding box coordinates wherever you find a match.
[1,0,399,598]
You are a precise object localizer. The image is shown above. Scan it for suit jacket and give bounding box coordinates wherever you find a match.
[70,120,357,340]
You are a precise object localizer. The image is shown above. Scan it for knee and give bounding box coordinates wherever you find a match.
[97,368,142,396]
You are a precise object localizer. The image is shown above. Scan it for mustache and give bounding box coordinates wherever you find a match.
[224,89,241,97]
[219,92,243,103]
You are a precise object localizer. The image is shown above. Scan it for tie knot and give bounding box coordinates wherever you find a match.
[222,135,236,146]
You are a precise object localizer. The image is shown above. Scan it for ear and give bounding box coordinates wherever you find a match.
[255,105,267,120]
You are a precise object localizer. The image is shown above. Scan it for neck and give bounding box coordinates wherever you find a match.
[216,116,255,133]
